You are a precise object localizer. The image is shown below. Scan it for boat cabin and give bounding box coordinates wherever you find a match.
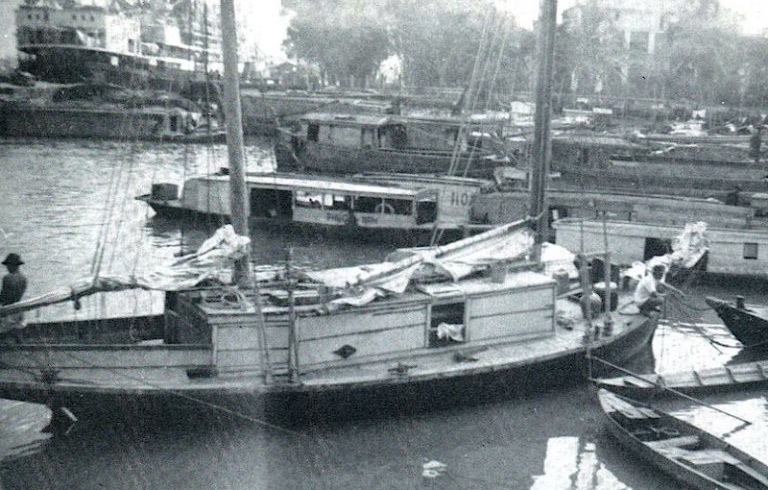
[159,269,557,379]
[294,113,473,153]
[171,172,442,230]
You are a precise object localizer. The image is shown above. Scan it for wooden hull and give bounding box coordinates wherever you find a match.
[594,360,768,400]
[706,297,768,348]
[598,389,768,490]
[0,311,656,425]
[18,45,210,94]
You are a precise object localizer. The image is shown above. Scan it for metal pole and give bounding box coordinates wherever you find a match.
[528,0,557,262]
[219,0,251,286]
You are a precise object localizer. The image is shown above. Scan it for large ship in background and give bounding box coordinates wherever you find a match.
[15,0,223,96]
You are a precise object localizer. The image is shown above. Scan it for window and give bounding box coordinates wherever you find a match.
[744,243,758,260]
[354,196,379,213]
[307,123,319,142]
[295,191,323,208]
[382,198,411,215]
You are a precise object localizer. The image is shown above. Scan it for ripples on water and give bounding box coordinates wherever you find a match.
[0,138,766,489]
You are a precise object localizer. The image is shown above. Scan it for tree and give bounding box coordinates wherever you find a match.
[555,0,627,98]
[282,0,390,88]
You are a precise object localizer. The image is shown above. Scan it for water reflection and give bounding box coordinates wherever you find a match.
[0,400,51,465]
[531,437,629,490]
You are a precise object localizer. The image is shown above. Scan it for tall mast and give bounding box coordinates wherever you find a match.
[528,0,557,263]
[219,0,251,285]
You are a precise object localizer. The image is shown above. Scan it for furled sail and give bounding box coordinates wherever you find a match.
[306,220,536,308]
[0,225,250,318]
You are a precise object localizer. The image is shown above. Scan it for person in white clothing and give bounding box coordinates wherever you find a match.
[634,264,666,316]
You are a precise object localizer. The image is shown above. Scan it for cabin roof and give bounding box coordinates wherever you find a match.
[300,113,393,127]
[214,172,439,199]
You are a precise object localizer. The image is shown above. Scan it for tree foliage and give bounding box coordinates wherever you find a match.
[282,0,390,87]
[555,0,768,108]
[282,0,526,92]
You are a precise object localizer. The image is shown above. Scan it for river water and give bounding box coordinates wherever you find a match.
[0,137,766,490]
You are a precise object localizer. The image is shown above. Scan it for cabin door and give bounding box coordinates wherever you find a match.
[250,188,293,219]
[416,201,437,224]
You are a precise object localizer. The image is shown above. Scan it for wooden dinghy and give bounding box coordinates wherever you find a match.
[594,360,768,399]
[598,389,768,490]
[706,296,768,349]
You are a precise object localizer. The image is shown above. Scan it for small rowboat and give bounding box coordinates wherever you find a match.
[597,389,768,490]
[594,361,768,400]
[706,296,768,349]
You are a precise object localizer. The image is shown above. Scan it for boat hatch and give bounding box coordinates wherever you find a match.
[643,237,671,261]
[429,302,466,347]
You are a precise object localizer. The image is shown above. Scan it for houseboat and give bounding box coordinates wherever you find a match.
[273,112,507,177]
[553,214,768,279]
[137,171,493,241]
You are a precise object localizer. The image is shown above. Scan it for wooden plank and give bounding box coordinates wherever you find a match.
[471,309,553,341]
[216,326,263,350]
[299,324,424,368]
[299,308,426,341]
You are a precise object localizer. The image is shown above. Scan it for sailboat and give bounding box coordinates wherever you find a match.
[0,0,656,423]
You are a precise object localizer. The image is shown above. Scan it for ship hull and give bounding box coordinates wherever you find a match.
[19,45,208,94]
[0,314,656,426]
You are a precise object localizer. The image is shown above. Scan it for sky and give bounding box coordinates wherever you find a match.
[2,0,768,62]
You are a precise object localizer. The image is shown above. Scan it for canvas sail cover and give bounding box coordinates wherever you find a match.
[306,220,535,308]
[624,221,709,281]
[0,225,250,318]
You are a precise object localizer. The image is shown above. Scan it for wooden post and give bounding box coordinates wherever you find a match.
[578,253,593,343]
[602,251,614,335]
[219,0,251,287]
[528,0,557,262]
[286,248,299,383]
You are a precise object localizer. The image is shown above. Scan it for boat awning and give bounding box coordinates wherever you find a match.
[241,173,437,200]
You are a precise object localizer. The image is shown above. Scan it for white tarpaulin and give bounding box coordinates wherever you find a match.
[624,221,709,281]
[309,220,535,309]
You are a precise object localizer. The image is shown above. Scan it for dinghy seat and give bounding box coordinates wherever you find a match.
[645,435,703,458]
[679,449,740,481]
[646,435,701,450]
